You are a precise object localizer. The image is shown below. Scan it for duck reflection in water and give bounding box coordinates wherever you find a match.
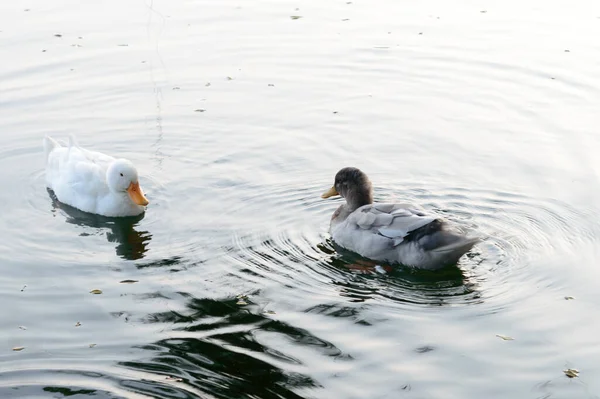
[48,188,151,260]
[317,239,482,306]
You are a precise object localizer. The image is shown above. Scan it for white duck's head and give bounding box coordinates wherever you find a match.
[106,159,149,206]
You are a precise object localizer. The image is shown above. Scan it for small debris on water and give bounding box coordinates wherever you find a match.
[496,334,514,341]
[564,368,579,378]
[166,376,183,382]
[194,109,206,113]
[18,326,27,330]
[54,34,62,37]
[564,296,575,300]
[290,15,302,20]
[89,343,97,348]
[75,322,81,327]
[89,289,103,295]
[20,285,27,292]
[12,346,25,351]
[119,280,138,284]
[236,294,249,305]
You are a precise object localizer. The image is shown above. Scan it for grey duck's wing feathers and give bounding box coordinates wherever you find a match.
[347,203,438,246]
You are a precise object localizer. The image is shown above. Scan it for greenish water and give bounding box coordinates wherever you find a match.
[2,0,600,398]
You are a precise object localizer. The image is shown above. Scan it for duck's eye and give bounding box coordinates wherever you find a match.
[120,173,123,177]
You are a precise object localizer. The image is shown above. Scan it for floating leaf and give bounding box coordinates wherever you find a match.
[12,346,25,351]
[564,296,575,300]
[290,16,302,20]
[564,368,579,378]
[89,344,96,348]
[496,334,514,341]
[89,289,103,295]
[75,322,81,327]
[119,280,138,284]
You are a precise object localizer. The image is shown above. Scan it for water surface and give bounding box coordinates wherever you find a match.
[2,0,600,398]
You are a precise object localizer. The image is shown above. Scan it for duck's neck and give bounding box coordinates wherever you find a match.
[344,186,373,213]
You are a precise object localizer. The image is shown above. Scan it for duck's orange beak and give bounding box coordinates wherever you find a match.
[321,186,339,199]
[127,182,149,206]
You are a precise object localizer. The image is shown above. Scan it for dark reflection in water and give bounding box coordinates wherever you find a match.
[0,368,199,399]
[43,387,97,397]
[122,296,328,399]
[48,189,152,260]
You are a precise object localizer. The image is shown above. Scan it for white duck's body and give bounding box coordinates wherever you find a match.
[44,136,149,217]
[323,167,478,270]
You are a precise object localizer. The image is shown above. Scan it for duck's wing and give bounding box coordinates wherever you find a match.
[59,137,115,173]
[347,203,438,246]
[54,140,111,196]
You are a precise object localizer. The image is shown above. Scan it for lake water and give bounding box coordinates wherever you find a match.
[2,0,600,397]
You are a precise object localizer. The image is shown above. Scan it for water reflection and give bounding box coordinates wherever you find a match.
[123,296,325,399]
[48,189,152,260]
[318,239,483,307]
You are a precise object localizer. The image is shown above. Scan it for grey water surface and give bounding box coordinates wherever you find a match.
[2,0,600,398]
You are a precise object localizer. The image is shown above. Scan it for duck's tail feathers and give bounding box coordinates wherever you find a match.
[43,135,61,162]
[431,236,480,264]
[68,134,79,148]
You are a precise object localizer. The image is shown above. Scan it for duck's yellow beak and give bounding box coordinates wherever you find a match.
[127,182,149,206]
[321,186,338,199]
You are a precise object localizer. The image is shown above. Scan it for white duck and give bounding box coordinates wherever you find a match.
[44,136,149,217]
[321,167,479,270]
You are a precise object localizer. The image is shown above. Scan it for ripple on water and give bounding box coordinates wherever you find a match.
[222,180,598,314]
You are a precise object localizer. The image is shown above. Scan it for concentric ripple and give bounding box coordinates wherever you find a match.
[223,180,599,312]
